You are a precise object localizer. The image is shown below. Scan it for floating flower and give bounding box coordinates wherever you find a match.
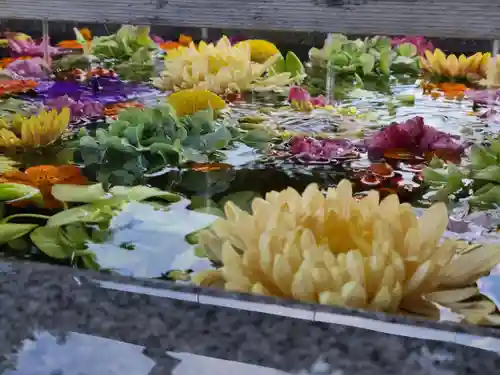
[167,89,226,117]
[104,101,144,117]
[45,95,104,122]
[391,36,434,56]
[366,116,465,160]
[153,36,292,94]
[178,34,193,47]
[420,49,489,81]
[0,80,38,96]
[0,56,33,69]
[290,136,359,163]
[466,89,500,105]
[288,86,326,112]
[0,165,87,208]
[194,180,500,324]
[234,39,280,63]
[4,57,49,80]
[0,108,70,148]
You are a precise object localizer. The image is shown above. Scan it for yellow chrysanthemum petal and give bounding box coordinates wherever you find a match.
[195,180,500,324]
[167,89,226,117]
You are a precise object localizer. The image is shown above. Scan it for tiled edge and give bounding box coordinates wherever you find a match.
[3,258,500,340]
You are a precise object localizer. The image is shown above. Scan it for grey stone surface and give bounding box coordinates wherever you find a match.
[0,259,499,374]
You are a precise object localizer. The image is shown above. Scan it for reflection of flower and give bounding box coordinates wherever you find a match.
[195,179,500,324]
[153,36,292,94]
[35,77,155,106]
[420,49,489,81]
[0,108,70,148]
[422,82,467,100]
[391,36,434,56]
[45,95,104,122]
[288,86,326,112]
[290,136,359,162]
[0,165,87,208]
[366,116,465,160]
[234,39,279,63]
[167,89,226,117]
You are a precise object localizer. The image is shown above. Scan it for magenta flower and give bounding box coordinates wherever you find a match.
[288,86,327,109]
[366,116,465,159]
[289,136,359,163]
[391,36,434,56]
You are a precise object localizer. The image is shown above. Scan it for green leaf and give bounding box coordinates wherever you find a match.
[379,49,392,75]
[271,54,286,74]
[51,183,107,203]
[47,205,111,227]
[470,144,498,169]
[474,165,500,183]
[285,51,305,78]
[110,186,181,202]
[30,226,69,259]
[0,183,43,206]
[0,223,38,244]
[359,53,375,75]
[397,43,417,57]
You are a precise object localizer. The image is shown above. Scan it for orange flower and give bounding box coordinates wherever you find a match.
[178,34,193,47]
[104,101,144,117]
[57,40,84,49]
[422,81,467,100]
[0,165,87,208]
[0,80,38,96]
[160,41,182,51]
[79,28,92,41]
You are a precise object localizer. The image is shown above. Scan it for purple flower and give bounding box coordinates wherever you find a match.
[45,95,104,122]
[35,77,156,106]
[290,137,359,163]
[366,116,465,159]
[8,37,61,57]
[466,89,500,105]
[4,57,49,79]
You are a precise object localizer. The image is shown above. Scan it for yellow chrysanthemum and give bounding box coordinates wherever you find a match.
[167,89,226,117]
[234,39,280,63]
[194,180,500,324]
[420,49,490,81]
[153,36,292,95]
[0,108,70,148]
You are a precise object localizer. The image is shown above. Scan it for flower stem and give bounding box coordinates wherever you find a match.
[1,213,51,223]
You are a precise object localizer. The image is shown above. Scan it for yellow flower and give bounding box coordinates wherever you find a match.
[234,39,280,63]
[0,156,18,173]
[420,49,490,81]
[194,180,500,324]
[0,108,70,148]
[153,36,292,94]
[167,89,226,117]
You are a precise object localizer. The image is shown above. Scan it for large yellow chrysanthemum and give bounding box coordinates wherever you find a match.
[420,49,490,81]
[167,89,226,117]
[153,36,292,94]
[194,180,500,324]
[0,108,70,148]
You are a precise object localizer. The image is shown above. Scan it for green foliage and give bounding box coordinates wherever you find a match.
[90,25,157,81]
[75,104,274,187]
[423,138,500,209]
[306,34,419,95]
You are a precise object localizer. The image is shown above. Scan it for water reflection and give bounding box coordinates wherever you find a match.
[2,331,156,375]
[88,201,216,278]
